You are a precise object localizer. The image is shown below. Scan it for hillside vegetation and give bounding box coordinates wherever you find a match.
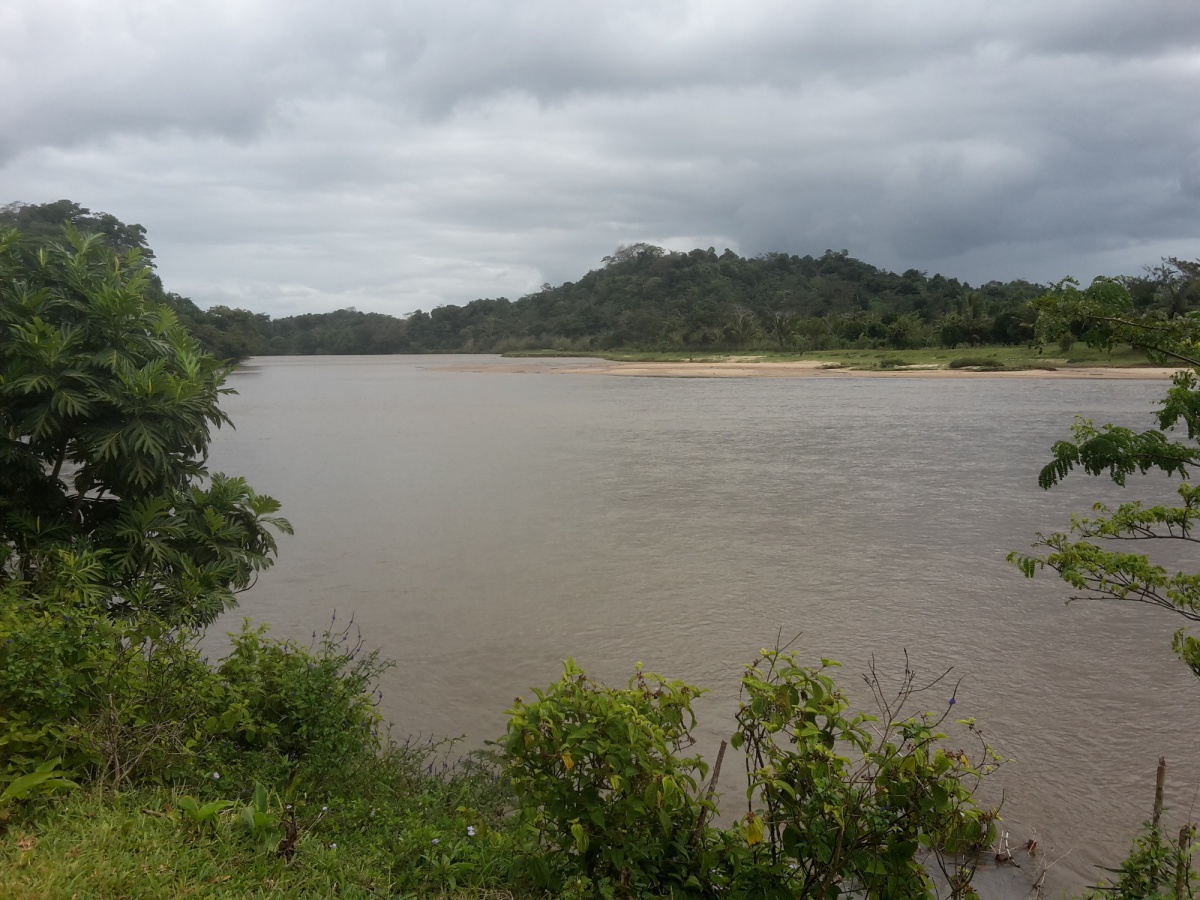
[5,202,1197,361]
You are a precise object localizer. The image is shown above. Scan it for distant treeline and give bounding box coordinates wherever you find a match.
[4,202,1197,361]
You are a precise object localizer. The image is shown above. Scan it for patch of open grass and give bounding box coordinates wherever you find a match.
[948,356,1005,370]
[1,751,532,900]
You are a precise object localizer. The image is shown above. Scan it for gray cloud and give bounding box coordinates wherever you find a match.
[2,0,1198,316]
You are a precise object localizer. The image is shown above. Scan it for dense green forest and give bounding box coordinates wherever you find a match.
[3,201,1197,361]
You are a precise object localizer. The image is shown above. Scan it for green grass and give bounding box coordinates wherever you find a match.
[947,355,1005,370]
[1,752,533,899]
[502,344,1157,370]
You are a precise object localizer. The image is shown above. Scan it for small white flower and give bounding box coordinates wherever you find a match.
[211,772,220,780]
[329,843,337,850]
[431,838,439,845]
[321,805,328,812]
[467,826,476,837]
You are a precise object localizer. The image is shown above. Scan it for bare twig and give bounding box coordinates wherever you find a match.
[1155,756,1168,830]
[1031,846,1075,900]
[1176,825,1192,900]
[694,739,727,846]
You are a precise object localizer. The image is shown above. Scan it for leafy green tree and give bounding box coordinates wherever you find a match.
[724,308,761,349]
[886,312,925,350]
[1010,275,1200,678]
[0,225,290,627]
[764,310,799,351]
[0,200,153,261]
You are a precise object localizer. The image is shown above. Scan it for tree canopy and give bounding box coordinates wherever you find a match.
[1012,274,1200,679]
[0,224,289,628]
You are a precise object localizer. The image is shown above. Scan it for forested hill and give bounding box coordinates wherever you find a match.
[4,202,1193,360]
[187,243,1051,358]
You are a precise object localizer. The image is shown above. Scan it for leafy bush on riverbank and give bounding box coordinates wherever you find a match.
[0,560,387,792]
[2,620,1002,898]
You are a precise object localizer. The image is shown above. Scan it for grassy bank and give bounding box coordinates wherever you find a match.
[1,750,528,899]
[502,344,1155,370]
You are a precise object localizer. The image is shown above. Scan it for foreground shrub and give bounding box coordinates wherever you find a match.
[502,653,1001,899]
[0,555,389,789]
[213,618,391,783]
[0,552,202,782]
[502,659,715,896]
[731,650,1000,899]
[1086,819,1198,900]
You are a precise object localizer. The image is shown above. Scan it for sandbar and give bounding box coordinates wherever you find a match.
[437,357,1184,380]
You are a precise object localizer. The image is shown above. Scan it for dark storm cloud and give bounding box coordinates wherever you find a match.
[2,0,1198,315]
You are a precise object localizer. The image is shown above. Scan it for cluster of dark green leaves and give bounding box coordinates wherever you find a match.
[212,618,391,784]
[0,225,290,628]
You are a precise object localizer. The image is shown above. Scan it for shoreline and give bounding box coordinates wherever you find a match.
[440,357,1184,379]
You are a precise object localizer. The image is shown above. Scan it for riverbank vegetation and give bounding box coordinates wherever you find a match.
[4,202,1197,363]
[2,213,1198,896]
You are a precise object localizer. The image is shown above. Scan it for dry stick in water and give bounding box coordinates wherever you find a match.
[1177,825,1191,900]
[694,739,728,845]
[1155,756,1168,830]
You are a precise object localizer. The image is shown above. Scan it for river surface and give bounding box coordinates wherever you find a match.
[208,355,1200,896]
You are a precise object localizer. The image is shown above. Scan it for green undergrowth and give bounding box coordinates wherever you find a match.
[0,751,528,899]
[1,572,1006,898]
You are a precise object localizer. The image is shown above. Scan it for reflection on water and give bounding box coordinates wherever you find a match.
[209,355,1200,896]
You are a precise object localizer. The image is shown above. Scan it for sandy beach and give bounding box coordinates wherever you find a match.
[439,356,1185,379]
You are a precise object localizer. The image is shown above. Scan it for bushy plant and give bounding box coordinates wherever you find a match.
[503,653,1001,899]
[730,650,999,899]
[212,618,391,782]
[0,550,191,781]
[0,555,389,790]
[502,659,715,896]
[1084,822,1198,900]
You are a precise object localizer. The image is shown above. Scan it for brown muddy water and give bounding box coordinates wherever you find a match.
[208,355,1200,897]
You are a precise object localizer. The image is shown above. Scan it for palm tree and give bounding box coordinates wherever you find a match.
[724,309,761,349]
[764,310,799,351]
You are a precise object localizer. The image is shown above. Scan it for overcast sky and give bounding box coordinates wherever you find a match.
[3,1,1198,318]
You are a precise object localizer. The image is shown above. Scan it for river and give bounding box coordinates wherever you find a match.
[208,355,1200,896]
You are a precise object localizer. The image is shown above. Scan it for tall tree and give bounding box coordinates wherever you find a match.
[0,225,289,627]
[1010,275,1200,678]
